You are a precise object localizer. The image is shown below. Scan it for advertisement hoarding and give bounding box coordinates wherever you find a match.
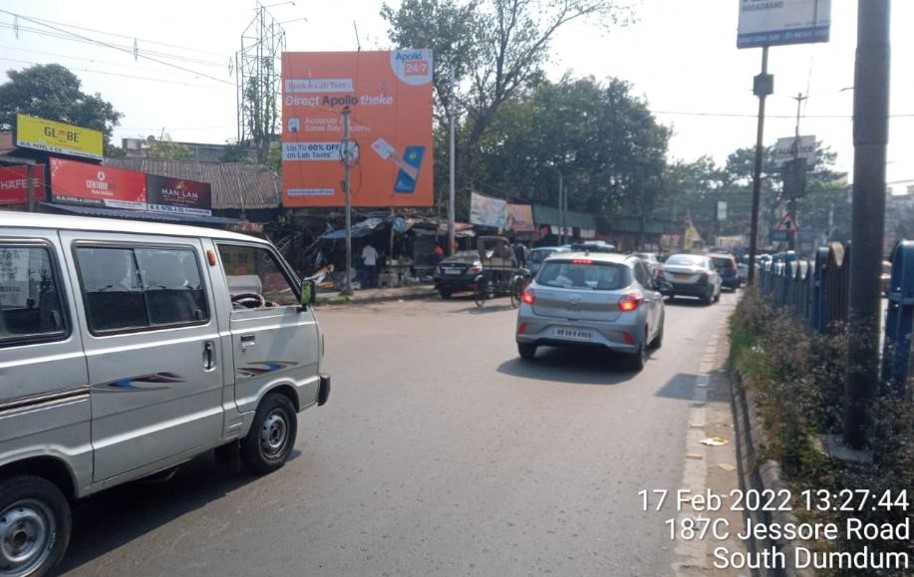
[0,164,45,205]
[281,50,434,207]
[469,192,508,228]
[505,204,534,232]
[16,114,104,160]
[146,174,212,216]
[50,158,146,210]
[737,0,831,49]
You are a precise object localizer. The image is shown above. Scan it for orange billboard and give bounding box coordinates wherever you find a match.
[281,50,434,207]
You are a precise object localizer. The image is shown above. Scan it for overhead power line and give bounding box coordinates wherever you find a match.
[0,10,232,85]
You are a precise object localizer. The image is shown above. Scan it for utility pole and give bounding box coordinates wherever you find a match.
[447,74,456,256]
[341,106,354,296]
[788,92,808,251]
[845,0,891,449]
[747,46,772,285]
[558,172,565,245]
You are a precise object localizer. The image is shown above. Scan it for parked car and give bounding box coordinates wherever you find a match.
[433,250,485,298]
[568,240,616,253]
[515,252,664,370]
[528,246,570,275]
[0,212,330,577]
[658,253,722,304]
[632,252,661,277]
[709,252,741,291]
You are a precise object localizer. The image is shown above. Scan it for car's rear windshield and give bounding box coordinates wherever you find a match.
[666,255,706,267]
[710,256,736,270]
[536,261,631,291]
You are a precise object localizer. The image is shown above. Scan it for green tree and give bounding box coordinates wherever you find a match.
[0,63,122,153]
[382,0,633,191]
[146,134,193,161]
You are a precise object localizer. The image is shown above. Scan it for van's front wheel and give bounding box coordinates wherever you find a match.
[241,393,298,474]
[0,475,71,577]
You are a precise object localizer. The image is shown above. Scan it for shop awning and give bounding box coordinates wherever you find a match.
[40,203,244,226]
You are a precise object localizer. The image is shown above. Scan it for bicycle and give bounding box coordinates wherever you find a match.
[508,268,531,308]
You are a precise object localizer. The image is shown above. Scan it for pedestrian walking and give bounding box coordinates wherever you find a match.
[361,243,379,289]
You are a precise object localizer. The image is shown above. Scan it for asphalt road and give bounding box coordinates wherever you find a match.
[58,291,738,577]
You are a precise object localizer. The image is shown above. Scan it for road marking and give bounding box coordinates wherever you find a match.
[672,319,728,576]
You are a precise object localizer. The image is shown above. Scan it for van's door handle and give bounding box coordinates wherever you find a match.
[240,335,256,351]
[203,341,216,371]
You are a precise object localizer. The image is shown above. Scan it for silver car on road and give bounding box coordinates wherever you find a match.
[515,252,665,370]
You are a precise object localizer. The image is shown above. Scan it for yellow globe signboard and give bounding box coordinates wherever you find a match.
[16,114,104,160]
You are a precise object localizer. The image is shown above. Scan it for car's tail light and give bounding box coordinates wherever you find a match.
[521,286,535,305]
[618,292,642,312]
[517,323,528,335]
[467,265,482,275]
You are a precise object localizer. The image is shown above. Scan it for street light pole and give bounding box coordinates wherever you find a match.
[747,46,772,285]
[342,106,354,296]
[788,92,807,251]
[448,102,456,256]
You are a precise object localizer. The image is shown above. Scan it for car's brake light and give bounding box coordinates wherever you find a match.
[521,286,535,305]
[618,292,642,312]
[572,259,592,265]
[467,266,482,275]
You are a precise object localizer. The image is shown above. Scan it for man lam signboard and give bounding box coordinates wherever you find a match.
[281,50,434,207]
[50,158,146,210]
[147,175,212,216]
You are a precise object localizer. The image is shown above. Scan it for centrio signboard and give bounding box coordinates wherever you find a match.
[146,175,212,216]
[16,114,104,160]
[50,158,146,210]
[0,164,45,205]
[737,0,831,49]
[281,50,434,207]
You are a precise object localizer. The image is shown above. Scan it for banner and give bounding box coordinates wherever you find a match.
[0,164,45,205]
[16,114,104,160]
[504,204,534,232]
[469,192,508,228]
[737,0,831,49]
[50,158,146,210]
[281,50,434,207]
[146,175,212,216]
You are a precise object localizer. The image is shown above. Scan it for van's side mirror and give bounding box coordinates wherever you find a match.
[300,280,316,308]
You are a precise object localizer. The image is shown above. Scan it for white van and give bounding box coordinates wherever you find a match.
[0,212,330,577]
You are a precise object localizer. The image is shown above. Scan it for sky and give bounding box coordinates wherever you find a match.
[0,0,911,191]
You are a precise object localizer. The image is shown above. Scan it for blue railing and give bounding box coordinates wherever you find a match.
[758,241,913,396]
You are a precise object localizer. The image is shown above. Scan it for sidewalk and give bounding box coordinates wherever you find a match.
[315,283,440,306]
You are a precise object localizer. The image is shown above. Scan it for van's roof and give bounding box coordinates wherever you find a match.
[0,212,268,244]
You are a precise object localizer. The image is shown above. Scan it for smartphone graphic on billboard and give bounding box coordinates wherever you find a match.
[394,146,425,193]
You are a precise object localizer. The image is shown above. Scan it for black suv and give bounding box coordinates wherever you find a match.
[709,253,740,291]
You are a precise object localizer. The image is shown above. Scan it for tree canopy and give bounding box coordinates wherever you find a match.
[0,63,122,152]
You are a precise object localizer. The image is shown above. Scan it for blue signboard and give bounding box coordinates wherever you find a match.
[737,0,831,49]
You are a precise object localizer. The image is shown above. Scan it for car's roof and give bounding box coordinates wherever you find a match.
[547,251,631,264]
[1,212,268,244]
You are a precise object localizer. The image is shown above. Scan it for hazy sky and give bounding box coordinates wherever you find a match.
[1,0,911,190]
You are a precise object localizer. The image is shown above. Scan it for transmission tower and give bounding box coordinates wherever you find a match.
[235,2,287,163]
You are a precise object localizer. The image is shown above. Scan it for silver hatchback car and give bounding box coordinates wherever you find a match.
[515,253,665,370]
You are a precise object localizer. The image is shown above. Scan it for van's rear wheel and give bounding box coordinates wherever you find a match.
[241,393,298,474]
[0,475,70,577]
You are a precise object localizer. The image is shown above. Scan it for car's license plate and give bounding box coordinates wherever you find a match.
[673,273,692,281]
[444,269,461,275]
[554,327,593,340]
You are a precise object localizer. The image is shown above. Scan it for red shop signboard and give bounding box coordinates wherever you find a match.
[50,158,147,209]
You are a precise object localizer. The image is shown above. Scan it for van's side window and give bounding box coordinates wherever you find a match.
[0,245,67,346]
[76,246,209,334]
[217,244,299,309]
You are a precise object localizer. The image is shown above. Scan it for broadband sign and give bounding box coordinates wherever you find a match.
[281,50,434,207]
[16,114,104,160]
[737,0,831,49]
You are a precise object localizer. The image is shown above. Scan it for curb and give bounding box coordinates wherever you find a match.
[731,372,815,577]
[315,288,440,306]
